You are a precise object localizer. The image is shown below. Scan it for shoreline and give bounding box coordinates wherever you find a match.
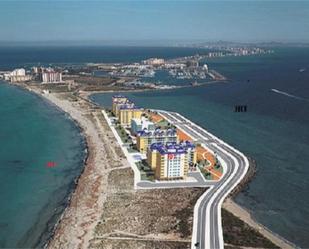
[4,81,91,248]
[86,90,295,249]
[0,81,90,248]
[1,80,295,248]
[224,157,295,249]
[223,199,295,249]
[41,132,89,248]
[12,82,128,248]
[78,79,227,100]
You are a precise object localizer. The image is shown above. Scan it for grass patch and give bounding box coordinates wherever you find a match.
[156,119,175,129]
[198,164,212,180]
[127,147,138,153]
[105,109,115,118]
[135,160,155,181]
[216,163,223,174]
[115,125,132,144]
[127,143,139,153]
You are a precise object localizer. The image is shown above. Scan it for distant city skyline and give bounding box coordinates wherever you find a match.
[0,0,308,44]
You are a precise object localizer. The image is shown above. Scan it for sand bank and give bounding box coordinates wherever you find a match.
[23,87,128,249]
[20,83,294,249]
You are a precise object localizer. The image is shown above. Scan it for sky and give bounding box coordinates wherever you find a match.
[0,0,308,44]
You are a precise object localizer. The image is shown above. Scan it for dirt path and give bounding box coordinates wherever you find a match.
[28,91,129,249]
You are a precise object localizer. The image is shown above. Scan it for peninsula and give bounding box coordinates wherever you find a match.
[0,44,292,249]
[0,0,306,245]
[5,78,293,249]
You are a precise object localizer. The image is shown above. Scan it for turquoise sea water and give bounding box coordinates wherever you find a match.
[0,82,86,248]
[90,47,309,248]
[0,46,214,248]
[0,46,309,248]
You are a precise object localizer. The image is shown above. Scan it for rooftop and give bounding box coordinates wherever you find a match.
[112,95,126,99]
[137,128,176,137]
[119,104,141,110]
[131,117,154,126]
[149,140,195,155]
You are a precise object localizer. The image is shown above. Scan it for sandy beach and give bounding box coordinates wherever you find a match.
[19,84,294,249]
[23,87,130,249]
[223,198,294,249]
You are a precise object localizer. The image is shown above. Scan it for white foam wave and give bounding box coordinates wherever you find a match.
[271,89,309,102]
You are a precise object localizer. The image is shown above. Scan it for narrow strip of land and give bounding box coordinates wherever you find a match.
[19,84,293,249]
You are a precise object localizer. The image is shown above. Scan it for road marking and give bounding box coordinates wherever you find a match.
[157,110,249,249]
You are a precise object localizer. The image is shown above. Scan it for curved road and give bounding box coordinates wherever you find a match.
[157,110,249,249]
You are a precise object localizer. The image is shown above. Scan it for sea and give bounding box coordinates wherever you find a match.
[0,82,87,248]
[0,46,309,248]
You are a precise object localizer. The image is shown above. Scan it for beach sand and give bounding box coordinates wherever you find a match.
[223,199,294,249]
[22,85,294,249]
[25,89,129,249]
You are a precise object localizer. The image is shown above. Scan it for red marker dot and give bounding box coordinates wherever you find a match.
[46,162,57,168]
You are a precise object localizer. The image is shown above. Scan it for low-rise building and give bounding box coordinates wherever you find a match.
[147,141,197,180]
[136,128,178,154]
[131,117,156,135]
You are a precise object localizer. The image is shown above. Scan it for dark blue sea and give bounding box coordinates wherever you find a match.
[0,46,213,70]
[90,47,309,248]
[0,46,309,248]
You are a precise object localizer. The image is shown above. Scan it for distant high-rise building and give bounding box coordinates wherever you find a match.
[32,67,39,74]
[11,68,25,77]
[6,68,32,82]
[142,58,165,66]
[41,68,62,83]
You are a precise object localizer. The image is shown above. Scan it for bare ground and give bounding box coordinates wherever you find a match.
[19,86,289,249]
[28,89,205,249]
[89,166,205,249]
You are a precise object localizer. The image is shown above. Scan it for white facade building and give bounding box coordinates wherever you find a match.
[203,64,209,72]
[42,70,62,83]
[5,68,32,82]
[11,68,26,76]
[142,58,165,66]
[131,117,156,135]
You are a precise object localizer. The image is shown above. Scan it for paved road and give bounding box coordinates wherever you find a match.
[157,110,249,249]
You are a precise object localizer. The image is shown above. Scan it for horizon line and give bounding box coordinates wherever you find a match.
[0,39,309,46]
